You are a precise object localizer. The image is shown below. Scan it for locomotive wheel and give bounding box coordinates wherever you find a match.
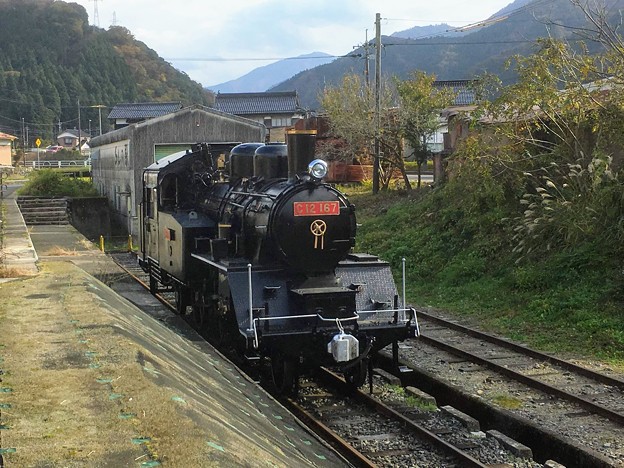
[270,352,297,395]
[174,285,191,315]
[149,275,158,295]
[191,300,208,331]
[205,307,227,346]
[343,358,368,393]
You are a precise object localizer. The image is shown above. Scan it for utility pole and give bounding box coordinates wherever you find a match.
[91,104,105,135]
[354,30,372,87]
[364,29,371,87]
[373,13,382,194]
[92,0,101,27]
[78,99,82,154]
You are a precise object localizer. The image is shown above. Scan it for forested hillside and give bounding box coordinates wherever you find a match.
[274,0,624,109]
[0,0,213,140]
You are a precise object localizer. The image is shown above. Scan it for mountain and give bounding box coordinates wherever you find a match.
[390,0,536,40]
[271,0,623,110]
[207,52,335,93]
[0,0,213,140]
[391,24,465,40]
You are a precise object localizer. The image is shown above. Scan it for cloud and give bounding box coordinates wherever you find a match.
[71,0,514,85]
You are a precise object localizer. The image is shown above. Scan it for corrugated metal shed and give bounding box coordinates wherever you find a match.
[108,102,183,120]
[90,105,266,236]
[214,92,299,115]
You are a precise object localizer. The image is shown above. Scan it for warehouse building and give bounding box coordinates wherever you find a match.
[89,104,266,237]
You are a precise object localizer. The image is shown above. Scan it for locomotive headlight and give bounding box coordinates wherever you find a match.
[308,159,328,180]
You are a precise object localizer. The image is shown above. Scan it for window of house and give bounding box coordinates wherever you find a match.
[271,117,291,127]
[64,137,73,145]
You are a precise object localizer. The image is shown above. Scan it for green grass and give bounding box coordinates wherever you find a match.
[387,385,437,411]
[490,393,523,410]
[350,186,624,367]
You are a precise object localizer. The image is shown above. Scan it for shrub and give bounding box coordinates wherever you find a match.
[18,170,98,197]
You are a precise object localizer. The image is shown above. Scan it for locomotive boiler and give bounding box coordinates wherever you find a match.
[139,130,418,393]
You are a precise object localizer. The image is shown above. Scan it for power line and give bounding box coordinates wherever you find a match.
[445,0,557,33]
[0,114,78,127]
[384,40,541,47]
[165,54,356,62]
[0,96,107,110]
[383,0,558,40]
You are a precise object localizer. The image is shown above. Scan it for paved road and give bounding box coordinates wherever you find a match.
[407,172,434,184]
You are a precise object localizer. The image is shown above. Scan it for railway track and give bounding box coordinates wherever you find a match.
[418,310,624,423]
[109,253,539,466]
[111,249,624,468]
[287,368,542,467]
[375,309,624,467]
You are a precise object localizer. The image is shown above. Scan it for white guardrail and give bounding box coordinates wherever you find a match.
[31,160,91,169]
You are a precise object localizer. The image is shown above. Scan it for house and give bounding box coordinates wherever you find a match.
[0,132,17,166]
[108,102,183,130]
[57,129,91,152]
[214,91,303,142]
[431,80,478,182]
[432,80,477,154]
[89,104,266,236]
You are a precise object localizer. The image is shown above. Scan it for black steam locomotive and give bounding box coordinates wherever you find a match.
[139,130,418,393]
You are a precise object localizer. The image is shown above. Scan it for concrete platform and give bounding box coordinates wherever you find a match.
[0,185,38,277]
[0,188,347,467]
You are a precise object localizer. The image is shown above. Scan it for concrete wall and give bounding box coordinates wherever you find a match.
[67,197,111,239]
[90,138,133,234]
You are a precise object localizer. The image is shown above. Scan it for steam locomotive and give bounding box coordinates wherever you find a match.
[139,130,418,393]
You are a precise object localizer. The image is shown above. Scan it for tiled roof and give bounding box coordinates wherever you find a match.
[0,132,17,140]
[214,92,299,115]
[61,129,91,138]
[433,80,476,106]
[108,102,182,120]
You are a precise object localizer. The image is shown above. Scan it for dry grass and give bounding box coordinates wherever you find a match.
[0,262,293,467]
[0,265,37,278]
[79,238,98,250]
[44,246,81,256]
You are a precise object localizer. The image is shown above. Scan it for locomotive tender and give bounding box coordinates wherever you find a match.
[139,130,418,392]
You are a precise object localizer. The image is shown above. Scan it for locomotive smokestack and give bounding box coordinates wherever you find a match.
[287,130,317,181]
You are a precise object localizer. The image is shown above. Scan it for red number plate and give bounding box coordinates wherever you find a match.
[293,201,340,217]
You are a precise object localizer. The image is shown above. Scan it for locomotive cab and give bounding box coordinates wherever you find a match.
[140,145,218,291]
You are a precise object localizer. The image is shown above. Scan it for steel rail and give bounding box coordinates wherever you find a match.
[318,368,488,468]
[418,310,624,390]
[376,353,616,468]
[419,333,624,426]
[284,398,377,468]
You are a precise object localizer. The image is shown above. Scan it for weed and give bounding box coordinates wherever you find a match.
[44,246,80,256]
[490,393,523,409]
[404,395,437,411]
[0,266,37,278]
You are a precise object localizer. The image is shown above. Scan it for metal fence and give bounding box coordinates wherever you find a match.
[31,160,91,169]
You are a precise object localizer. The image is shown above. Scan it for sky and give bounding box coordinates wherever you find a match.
[70,0,515,87]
